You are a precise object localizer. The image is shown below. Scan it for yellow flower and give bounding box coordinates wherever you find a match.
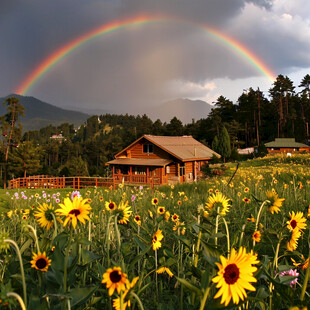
[134,215,141,226]
[244,187,250,192]
[205,192,231,216]
[34,203,56,230]
[157,206,166,214]
[171,213,179,222]
[151,197,159,205]
[266,190,285,214]
[157,267,174,277]
[164,211,170,221]
[105,200,117,212]
[56,196,91,229]
[152,230,163,251]
[243,197,250,203]
[102,267,128,296]
[212,247,258,306]
[252,231,261,243]
[30,251,51,272]
[118,201,132,225]
[287,228,301,252]
[112,276,139,310]
[287,211,307,232]
[177,200,182,206]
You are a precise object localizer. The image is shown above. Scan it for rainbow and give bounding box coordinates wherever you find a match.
[15,15,276,95]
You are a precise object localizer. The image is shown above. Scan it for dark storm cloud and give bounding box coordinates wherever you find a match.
[0,0,309,111]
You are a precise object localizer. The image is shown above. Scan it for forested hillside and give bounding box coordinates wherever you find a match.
[1,74,310,184]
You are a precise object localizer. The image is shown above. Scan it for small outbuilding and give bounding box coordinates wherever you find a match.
[107,135,220,185]
[265,138,310,153]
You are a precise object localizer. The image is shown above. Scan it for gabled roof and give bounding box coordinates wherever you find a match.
[115,135,220,161]
[265,138,309,148]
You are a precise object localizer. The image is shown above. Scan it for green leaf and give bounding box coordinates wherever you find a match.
[69,286,98,307]
[174,276,202,296]
[81,249,102,266]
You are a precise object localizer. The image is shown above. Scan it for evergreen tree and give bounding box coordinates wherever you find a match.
[211,136,219,153]
[217,125,231,163]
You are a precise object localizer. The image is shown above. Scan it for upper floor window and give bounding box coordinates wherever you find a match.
[143,144,154,153]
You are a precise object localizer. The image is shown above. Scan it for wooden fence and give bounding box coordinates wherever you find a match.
[8,175,114,190]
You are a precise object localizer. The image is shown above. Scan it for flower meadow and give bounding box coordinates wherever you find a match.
[1,155,310,309]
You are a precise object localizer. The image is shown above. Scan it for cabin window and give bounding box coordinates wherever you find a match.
[143,144,154,153]
[166,166,170,174]
[179,164,185,176]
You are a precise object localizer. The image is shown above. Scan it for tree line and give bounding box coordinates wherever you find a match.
[1,74,310,185]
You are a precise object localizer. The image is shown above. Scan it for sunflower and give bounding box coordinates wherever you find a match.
[118,201,132,224]
[105,200,117,212]
[99,196,104,202]
[252,231,261,243]
[287,228,301,252]
[134,215,141,225]
[112,276,139,310]
[164,211,170,221]
[291,256,310,270]
[157,206,166,214]
[243,198,250,203]
[212,247,258,306]
[157,266,174,277]
[205,192,231,215]
[244,187,250,192]
[152,198,159,205]
[152,230,164,250]
[266,190,285,214]
[56,196,91,229]
[177,200,182,206]
[34,203,56,230]
[171,213,179,222]
[102,267,128,296]
[30,251,51,272]
[287,211,307,232]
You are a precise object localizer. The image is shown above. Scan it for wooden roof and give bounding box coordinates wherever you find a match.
[115,135,220,161]
[265,138,309,148]
[107,158,172,166]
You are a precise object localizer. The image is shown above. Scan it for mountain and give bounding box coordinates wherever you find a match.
[0,95,89,131]
[147,98,213,124]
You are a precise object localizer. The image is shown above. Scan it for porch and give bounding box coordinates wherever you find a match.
[108,158,172,186]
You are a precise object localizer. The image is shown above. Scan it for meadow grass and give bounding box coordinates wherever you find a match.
[1,153,310,309]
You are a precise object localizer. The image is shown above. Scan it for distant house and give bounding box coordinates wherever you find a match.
[50,133,64,140]
[237,147,255,155]
[107,135,220,185]
[265,138,310,153]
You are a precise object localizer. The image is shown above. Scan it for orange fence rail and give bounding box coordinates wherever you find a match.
[9,175,114,190]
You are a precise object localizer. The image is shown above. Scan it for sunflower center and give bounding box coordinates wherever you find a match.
[135,216,140,221]
[110,270,122,283]
[153,236,157,242]
[108,203,115,210]
[36,258,47,269]
[290,220,297,229]
[224,263,240,285]
[69,209,81,216]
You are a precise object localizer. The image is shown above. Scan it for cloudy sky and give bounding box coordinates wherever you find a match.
[1,0,310,115]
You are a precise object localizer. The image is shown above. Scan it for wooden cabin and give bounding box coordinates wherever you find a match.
[107,135,220,185]
[265,138,310,153]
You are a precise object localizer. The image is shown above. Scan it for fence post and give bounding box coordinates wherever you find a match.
[78,177,80,190]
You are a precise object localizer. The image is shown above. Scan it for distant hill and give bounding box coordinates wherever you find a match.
[147,98,213,124]
[0,95,89,131]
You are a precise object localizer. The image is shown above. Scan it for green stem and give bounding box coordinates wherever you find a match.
[63,229,73,295]
[120,290,124,310]
[155,249,158,301]
[27,225,40,252]
[6,292,27,310]
[4,239,27,306]
[131,292,144,310]
[300,257,310,301]
[253,200,269,247]
[222,217,230,256]
[199,287,211,310]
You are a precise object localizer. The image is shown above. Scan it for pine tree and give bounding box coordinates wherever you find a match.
[217,125,231,163]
